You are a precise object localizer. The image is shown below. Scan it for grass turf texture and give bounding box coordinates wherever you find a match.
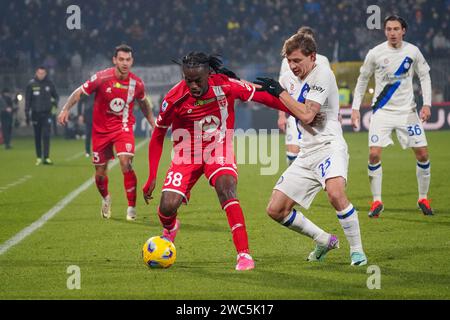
[0,131,449,299]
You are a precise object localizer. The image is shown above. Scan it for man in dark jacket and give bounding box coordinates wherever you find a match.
[0,88,15,149]
[25,66,59,165]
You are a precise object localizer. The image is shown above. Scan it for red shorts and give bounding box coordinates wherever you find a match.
[92,130,135,165]
[161,156,238,204]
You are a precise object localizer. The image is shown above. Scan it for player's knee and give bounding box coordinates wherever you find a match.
[415,150,429,162]
[266,202,284,222]
[214,176,237,203]
[159,201,178,217]
[119,159,133,173]
[369,153,381,164]
[327,189,344,206]
[159,193,182,216]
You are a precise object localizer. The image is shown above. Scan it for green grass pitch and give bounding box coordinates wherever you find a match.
[0,131,449,299]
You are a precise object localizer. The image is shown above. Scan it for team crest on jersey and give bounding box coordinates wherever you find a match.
[109,98,126,112]
[199,115,220,133]
[161,100,168,112]
[218,97,227,109]
[125,143,133,152]
[216,156,226,166]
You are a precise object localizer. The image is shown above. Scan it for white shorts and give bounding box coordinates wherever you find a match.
[274,143,349,210]
[369,109,428,149]
[285,115,301,147]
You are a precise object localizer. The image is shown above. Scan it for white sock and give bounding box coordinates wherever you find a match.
[368,162,382,202]
[286,152,298,166]
[416,161,431,199]
[281,209,330,246]
[336,204,363,254]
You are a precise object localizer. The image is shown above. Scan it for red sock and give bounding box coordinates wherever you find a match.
[95,175,109,198]
[158,208,177,230]
[123,170,137,207]
[222,199,249,254]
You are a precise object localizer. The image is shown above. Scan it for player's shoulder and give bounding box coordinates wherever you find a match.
[210,73,230,85]
[164,81,190,106]
[129,71,144,84]
[365,42,389,57]
[91,67,115,83]
[402,41,423,55]
[210,74,250,91]
[316,54,330,67]
[314,63,333,77]
[279,71,296,87]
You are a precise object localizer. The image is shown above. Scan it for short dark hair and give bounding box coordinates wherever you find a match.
[384,15,408,31]
[114,44,133,57]
[36,66,46,71]
[282,33,317,57]
[297,26,315,38]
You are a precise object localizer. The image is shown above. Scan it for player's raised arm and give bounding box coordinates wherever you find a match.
[254,77,320,125]
[57,86,85,126]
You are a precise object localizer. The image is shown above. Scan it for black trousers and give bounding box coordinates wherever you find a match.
[85,120,92,154]
[32,112,52,159]
[1,113,13,147]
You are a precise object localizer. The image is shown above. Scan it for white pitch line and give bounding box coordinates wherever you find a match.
[0,175,33,194]
[0,139,148,256]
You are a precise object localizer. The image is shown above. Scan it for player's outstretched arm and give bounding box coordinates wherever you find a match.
[143,126,166,204]
[58,87,85,126]
[254,77,319,124]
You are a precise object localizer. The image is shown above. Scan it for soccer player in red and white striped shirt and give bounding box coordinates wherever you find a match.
[58,45,155,221]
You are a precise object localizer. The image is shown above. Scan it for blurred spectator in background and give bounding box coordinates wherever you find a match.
[0,88,15,149]
[338,81,353,107]
[25,66,59,165]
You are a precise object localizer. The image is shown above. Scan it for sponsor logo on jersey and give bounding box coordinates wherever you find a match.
[276,176,284,185]
[194,98,216,106]
[199,115,220,133]
[311,84,325,93]
[109,98,126,112]
[114,82,128,90]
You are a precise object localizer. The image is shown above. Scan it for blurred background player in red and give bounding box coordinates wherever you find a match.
[142,52,293,271]
[58,44,156,221]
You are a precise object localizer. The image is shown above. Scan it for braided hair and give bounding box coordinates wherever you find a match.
[180,52,223,73]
